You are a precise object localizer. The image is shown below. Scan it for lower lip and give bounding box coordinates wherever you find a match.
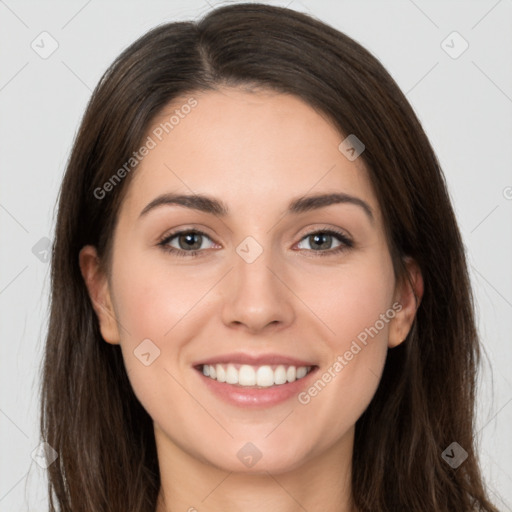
[194,366,319,408]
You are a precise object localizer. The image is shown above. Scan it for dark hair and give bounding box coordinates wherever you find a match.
[41,3,498,511]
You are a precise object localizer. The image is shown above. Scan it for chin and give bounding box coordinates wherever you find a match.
[198,440,313,475]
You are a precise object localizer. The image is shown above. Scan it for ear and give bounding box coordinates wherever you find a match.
[388,256,424,348]
[78,245,120,345]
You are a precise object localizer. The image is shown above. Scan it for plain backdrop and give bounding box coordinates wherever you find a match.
[0,0,511,510]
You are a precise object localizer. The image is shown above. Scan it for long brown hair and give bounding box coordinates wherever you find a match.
[41,3,499,511]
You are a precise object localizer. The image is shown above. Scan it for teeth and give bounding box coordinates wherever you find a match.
[216,364,226,383]
[274,365,287,385]
[296,367,307,379]
[239,365,256,386]
[286,366,296,382]
[201,363,313,387]
[256,366,274,387]
[225,364,238,384]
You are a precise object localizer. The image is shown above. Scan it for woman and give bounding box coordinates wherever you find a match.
[40,3,499,511]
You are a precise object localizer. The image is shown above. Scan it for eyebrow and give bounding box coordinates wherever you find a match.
[139,192,374,223]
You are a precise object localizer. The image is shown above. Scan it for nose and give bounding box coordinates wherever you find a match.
[220,242,295,334]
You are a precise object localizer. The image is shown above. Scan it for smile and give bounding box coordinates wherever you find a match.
[200,363,314,387]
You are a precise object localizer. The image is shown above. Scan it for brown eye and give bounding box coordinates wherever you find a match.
[176,232,204,251]
[296,229,353,256]
[158,229,216,257]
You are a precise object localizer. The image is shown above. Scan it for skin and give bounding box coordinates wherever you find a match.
[80,87,423,512]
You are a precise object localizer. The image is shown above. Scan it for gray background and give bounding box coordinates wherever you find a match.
[1,0,511,510]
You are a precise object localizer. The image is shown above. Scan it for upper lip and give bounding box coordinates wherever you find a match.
[194,353,317,368]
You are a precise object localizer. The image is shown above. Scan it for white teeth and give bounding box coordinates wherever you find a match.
[286,366,296,382]
[274,365,287,385]
[256,366,274,387]
[216,364,226,383]
[225,364,238,384]
[239,365,256,386]
[296,367,308,379]
[200,363,313,387]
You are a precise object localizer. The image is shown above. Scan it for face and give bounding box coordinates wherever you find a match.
[81,87,420,475]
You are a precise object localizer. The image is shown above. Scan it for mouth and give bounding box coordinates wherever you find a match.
[194,363,316,388]
[192,353,319,407]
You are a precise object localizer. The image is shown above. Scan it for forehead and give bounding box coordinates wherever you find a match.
[120,87,380,224]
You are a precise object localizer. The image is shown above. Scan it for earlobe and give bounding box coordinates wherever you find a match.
[78,245,121,345]
[388,256,424,348]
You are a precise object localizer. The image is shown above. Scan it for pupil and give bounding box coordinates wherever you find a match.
[180,233,201,250]
[312,233,331,250]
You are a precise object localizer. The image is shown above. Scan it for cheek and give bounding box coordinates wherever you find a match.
[304,252,395,349]
[109,250,218,412]
[111,248,214,343]
[294,255,394,424]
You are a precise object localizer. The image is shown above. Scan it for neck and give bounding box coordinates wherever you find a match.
[154,424,356,512]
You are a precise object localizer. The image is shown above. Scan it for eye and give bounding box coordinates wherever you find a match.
[158,227,353,258]
[295,229,353,256]
[158,229,216,257]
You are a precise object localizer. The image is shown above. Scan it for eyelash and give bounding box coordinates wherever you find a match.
[157,227,354,258]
